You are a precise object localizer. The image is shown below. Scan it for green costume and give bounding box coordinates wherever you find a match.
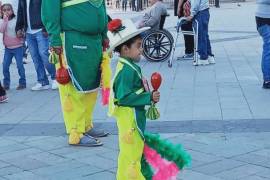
[110,57,191,179]
[42,0,108,145]
[42,0,108,91]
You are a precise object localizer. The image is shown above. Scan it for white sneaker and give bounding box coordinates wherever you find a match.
[193,59,210,66]
[51,80,58,90]
[31,83,50,91]
[208,56,216,64]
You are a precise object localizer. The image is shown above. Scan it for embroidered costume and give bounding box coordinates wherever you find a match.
[42,0,110,146]
[108,19,191,180]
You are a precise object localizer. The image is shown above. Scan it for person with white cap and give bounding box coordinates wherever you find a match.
[108,18,190,180]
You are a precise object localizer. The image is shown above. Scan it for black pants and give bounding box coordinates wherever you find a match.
[0,81,6,96]
[122,0,127,11]
[181,21,194,54]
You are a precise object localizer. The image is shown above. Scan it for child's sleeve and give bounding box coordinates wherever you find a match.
[0,17,8,33]
[41,0,62,47]
[114,68,152,107]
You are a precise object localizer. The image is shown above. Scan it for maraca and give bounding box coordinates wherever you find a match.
[151,72,162,91]
[56,54,70,85]
[146,72,162,120]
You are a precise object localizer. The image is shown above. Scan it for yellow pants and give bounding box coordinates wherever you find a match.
[115,107,145,180]
[56,54,98,135]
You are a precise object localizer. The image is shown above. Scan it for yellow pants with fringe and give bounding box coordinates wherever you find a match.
[56,56,98,135]
[115,107,145,180]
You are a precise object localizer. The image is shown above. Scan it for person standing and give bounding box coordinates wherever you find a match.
[42,0,110,146]
[256,0,270,89]
[187,0,215,66]
[176,0,194,60]
[16,0,57,90]
[0,3,26,90]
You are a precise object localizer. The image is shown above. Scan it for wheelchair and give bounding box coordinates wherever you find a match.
[142,15,174,62]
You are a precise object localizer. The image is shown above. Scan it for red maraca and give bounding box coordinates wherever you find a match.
[56,54,70,85]
[151,72,162,91]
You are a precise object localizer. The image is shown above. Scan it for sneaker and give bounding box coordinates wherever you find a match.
[0,95,8,103]
[263,81,270,89]
[31,83,49,91]
[177,53,194,60]
[208,55,216,64]
[16,85,26,90]
[193,59,210,66]
[51,80,58,90]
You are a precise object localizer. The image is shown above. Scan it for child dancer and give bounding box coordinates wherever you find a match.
[0,3,26,90]
[108,19,191,180]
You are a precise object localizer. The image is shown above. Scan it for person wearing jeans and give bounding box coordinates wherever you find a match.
[26,31,55,87]
[16,0,57,90]
[187,0,215,66]
[256,0,270,89]
[3,47,26,90]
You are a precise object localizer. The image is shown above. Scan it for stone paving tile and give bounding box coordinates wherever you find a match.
[0,161,9,169]
[81,171,116,180]
[23,136,67,151]
[0,144,30,155]
[3,171,48,180]
[192,159,245,175]
[0,166,23,176]
[214,164,269,180]
[232,153,270,168]
[27,152,69,165]
[46,165,102,180]
[178,169,223,180]
[240,176,270,180]
[31,160,87,176]
[76,155,117,170]
[257,168,270,179]
[0,148,43,161]
[5,157,49,171]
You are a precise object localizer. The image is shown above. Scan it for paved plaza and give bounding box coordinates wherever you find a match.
[0,1,270,180]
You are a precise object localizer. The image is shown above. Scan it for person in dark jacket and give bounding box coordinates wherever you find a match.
[176,0,194,60]
[16,0,57,91]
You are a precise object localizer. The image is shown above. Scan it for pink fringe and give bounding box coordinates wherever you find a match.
[102,88,110,106]
[144,144,180,180]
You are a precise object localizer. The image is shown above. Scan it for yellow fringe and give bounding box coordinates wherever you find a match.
[122,128,135,144]
[63,94,73,112]
[127,162,139,179]
[101,52,112,89]
[69,129,83,144]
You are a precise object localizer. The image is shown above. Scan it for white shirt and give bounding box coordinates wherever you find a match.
[26,0,42,34]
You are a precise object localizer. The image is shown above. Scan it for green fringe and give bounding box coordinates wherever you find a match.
[141,155,154,180]
[144,132,191,169]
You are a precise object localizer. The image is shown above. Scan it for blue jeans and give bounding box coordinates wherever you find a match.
[26,31,56,86]
[2,47,26,87]
[194,8,213,60]
[258,24,270,81]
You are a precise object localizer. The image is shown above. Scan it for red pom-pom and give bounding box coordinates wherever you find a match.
[108,19,122,32]
[56,67,70,85]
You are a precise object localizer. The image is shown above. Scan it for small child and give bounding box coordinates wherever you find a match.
[108,19,190,180]
[0,3,26,90]
[0,80,8,103]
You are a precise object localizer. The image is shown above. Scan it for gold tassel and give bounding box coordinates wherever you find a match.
[69,129,83,144]
[127,162,138,180]
[63,94,73,112]
[122,128,135,144]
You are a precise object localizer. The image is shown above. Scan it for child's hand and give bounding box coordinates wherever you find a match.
[16,30,24,38]
[152,91,160,103]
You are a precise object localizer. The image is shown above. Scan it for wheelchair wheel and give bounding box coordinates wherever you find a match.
[142,29,174,62]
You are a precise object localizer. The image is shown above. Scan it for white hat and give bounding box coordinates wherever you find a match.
[107,19,150,52]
